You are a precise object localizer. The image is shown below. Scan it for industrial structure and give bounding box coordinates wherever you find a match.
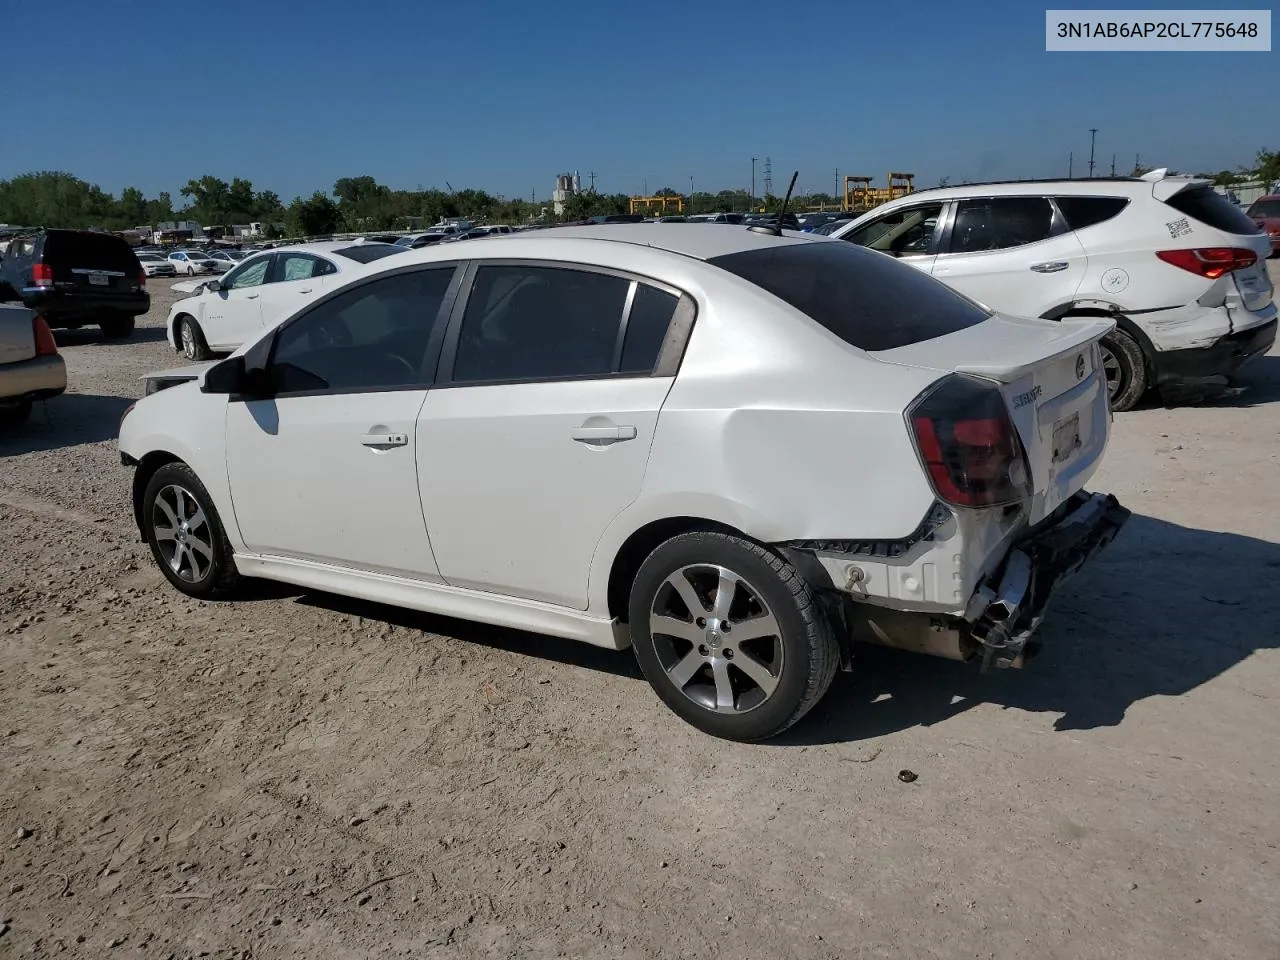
[552,173,582,215]
[842,172,915,213]
[628,195,685,216]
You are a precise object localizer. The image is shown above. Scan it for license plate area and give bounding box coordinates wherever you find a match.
[88,273,109,286]
[1052,412,1080,463]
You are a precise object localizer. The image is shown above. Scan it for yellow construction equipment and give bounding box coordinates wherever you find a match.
[629,195,685,215]
[842,172,915,213]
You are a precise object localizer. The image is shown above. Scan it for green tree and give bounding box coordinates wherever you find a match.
[181,175,231,225]
[1255,148,1280,186]
[288,192,341,236]
[117,186,148,225]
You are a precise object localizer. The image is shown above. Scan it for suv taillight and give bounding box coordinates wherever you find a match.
[1156,247,1257,279]
[32,263,54,288]
[138,267,147,287]
[908,375,1031,509]
[33,315,58,357]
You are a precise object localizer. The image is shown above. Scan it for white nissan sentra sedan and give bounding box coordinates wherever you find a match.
[118,225,1130,741]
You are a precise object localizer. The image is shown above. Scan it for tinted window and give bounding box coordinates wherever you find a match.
[708,241,990,352]
[1247,199,1280,218]
[453,265,630,383]
[225,256,270,289]
[949,197,1054,253]
[271,268,456,394]
[843,203,942,256]
[1163,186,1260,235]
[621,285,679,373]
[42,231,137,270]
[1053,196,1129,231]
[335,244,408,264]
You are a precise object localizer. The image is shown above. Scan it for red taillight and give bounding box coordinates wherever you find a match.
[33,315,58,357]
[32,263,54,287]
[1156,247,1257,279]
[138,267,147,287]
[909,375,1031,509]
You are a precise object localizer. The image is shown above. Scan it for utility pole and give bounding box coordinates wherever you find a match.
[1088,128,1098,178]
[588,171,597,191]
[834,168,839,207]
[751,157,758,211]
[1069,152,1073,178]
[763,157,773,199]
[643,178,648,196]
[1110,154,1116,176]
[689,176,694,212]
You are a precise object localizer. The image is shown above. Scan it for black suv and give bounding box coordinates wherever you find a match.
[0,229,149,339]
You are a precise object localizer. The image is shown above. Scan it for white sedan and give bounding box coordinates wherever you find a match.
[119,225,1129,740]
[136,253,177,278]
[207,249,250,271]
[167,250,220,275]
[165,241,406,360]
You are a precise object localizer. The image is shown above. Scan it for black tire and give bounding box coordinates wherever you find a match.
[141,462,242,600]
[628,531,839,741]
[178,315,211,360]
[99,315,135,340]
[1100,328,1147,412]
[0,400,32,427]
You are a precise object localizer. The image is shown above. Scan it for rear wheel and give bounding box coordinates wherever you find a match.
[0,400,32,427]
[99,315,135,340]
[1100,328,1147,412]
[628,532,839,741]
[179,315,211,360]
[142,462,241,599]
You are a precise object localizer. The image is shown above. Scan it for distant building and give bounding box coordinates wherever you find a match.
[552,172,581,215]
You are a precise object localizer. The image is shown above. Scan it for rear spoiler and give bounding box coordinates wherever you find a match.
[1141,167,1213,202]
[953,317,1114,382]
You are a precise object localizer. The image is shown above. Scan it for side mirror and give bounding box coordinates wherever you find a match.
[201,335,274,398]
[205,279,221,293]
[201,355,245,394]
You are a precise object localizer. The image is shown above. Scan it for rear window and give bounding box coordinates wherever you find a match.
[1053,196,1129,231]
[1163,186,1260,236]
[708,240,991,352]
[334,244,409,264]
[42,231,138,270]
[1247,198,1280,218]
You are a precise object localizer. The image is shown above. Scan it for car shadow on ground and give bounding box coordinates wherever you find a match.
[53,326,170,347]
[287,513,1278,745]
[1209,353,1280,407]
[779,512,1280,746]
[0,393,134,455]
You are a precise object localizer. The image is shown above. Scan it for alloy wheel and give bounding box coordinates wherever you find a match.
[1100,344,1123,401]
[181,321,197,359]
[649,564,784,714]
[151,484,213,583]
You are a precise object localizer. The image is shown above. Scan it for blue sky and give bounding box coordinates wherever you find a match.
[7,0,1276,200]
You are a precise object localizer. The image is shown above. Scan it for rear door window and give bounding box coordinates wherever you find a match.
[708,241,990,352]
[1053,196,1129,231]
[948,197,1054,253]
[842,203,943,257]
[1164,185,1262,235]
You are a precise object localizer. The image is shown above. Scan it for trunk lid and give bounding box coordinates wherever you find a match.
[0,304,37,365]
[42,230,141,295]
[876,314,1114,523]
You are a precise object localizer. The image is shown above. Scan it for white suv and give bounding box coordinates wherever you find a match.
[830,170,1277,410]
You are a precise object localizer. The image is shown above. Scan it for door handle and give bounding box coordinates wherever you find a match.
[570,424,638,445]
[299,288,313,294]
[362,432,408,448]
[246,293,260,299]
[1030,261,1069,273]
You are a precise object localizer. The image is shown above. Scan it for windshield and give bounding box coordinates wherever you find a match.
[708,240,991,351]
[1247,199,1280,218]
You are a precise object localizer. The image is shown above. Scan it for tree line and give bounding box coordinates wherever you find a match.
[2,149,1276,238]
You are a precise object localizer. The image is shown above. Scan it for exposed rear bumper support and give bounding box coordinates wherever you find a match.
[968,492,1131,670]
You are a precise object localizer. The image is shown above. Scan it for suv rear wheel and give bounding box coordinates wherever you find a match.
[1100,328,1147,412]
[628,532,839,741]
[99,315,135,340]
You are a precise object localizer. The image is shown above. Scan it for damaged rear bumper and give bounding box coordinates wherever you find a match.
[967,491,1130,669]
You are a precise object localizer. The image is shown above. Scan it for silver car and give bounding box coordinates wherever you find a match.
[0,304,67,426]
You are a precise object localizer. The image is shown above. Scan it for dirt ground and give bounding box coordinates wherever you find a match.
[2,266,1279,960]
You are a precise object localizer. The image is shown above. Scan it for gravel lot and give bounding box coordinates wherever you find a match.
[2,267,1279,959]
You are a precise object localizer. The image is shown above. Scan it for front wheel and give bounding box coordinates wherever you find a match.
[628,532,839,741]
[1100,328,1147,412]
[142,462,242,599]
[178,315,210,360]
